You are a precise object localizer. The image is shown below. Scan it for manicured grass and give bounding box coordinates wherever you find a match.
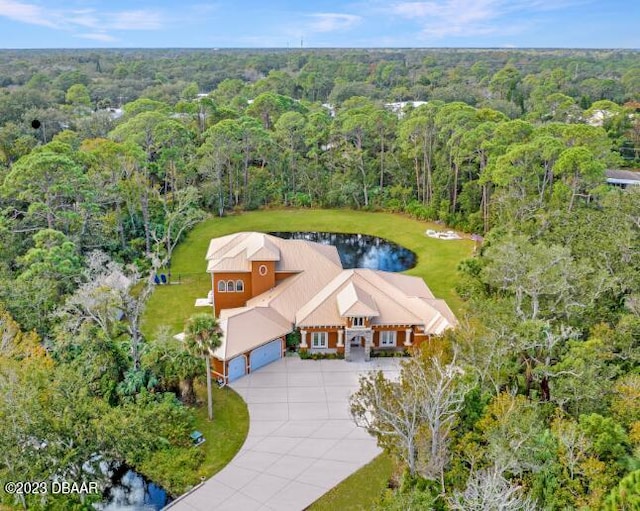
[307,453,394,511]
[190,382,249,479]
[142,208,473,338]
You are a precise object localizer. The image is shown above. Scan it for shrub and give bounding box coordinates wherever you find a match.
[286,330,301,349]
[138,446,205,495]
[298,350,344,360]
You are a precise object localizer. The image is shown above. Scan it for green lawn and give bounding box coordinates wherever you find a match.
[306,453,394,511]
[190,382,249,479]
[142,208,473,338]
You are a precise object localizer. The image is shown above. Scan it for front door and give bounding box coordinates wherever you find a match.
[350,336,363,347]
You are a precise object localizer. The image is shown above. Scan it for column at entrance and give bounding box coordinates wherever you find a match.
[363,329,373,362]
[404,328,412,346]
[344,330,351,361]
[300,329,308,348]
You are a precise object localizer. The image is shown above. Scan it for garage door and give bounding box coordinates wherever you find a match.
[250,339,283,372]
[228,355,247,382]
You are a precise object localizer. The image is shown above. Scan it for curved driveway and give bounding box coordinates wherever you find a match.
[168,355,400,511]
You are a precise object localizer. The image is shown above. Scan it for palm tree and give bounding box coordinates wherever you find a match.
[183,312,222,421]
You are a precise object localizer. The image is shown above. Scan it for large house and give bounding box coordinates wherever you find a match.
[204,232,456,382]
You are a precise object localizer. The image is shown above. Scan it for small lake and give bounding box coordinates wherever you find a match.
[95,463,172,511]
[269,232,416,272]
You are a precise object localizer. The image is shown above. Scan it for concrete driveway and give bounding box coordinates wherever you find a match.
[167,355,400,511]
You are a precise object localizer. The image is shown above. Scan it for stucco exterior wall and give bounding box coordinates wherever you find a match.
[251,261,276,296]
[213,271,252,315]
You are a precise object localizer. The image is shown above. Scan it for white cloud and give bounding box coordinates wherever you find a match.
[0,0,57,28]
[307,13,361,33]
[76,32,117,42]
[0,1,164,36]
[66,10,100,29]
[389,0,586,38]
[109,10,164,31]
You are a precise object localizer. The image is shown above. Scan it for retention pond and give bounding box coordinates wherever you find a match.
[269,232,416,272]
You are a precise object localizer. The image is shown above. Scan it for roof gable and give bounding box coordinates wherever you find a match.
[337,282,379,317]
[215,306,291,360]
[246,233,280,261]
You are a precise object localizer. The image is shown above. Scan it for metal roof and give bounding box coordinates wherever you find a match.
[207,232,457,361]
[605,169,640,185]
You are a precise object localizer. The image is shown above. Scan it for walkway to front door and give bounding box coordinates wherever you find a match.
[166,355,400,511]
[348,345,366,362]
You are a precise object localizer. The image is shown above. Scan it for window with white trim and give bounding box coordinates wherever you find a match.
[217,280,226,292]
[236,280,244,292]
[227,280,235,292]
[311,331,328,349]
[379,330,397,347]
[352,317,365,327]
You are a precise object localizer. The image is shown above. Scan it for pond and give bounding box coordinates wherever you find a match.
[269,232,416,272]
[95,463,172,511]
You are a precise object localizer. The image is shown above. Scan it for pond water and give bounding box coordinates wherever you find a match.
[95,463,172,511]
[269,232,416,272]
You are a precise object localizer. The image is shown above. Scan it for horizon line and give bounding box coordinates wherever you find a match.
[0,46,638,51]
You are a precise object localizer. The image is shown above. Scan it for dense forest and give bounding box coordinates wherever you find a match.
[0,48,639,510]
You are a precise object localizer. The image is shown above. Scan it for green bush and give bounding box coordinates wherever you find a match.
[138,446,205,495]
[286,330,301,349]
[299,349,311,359]
[298,350,344,360]
[370,349,410,358]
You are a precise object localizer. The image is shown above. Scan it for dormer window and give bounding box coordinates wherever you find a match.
[217,280,226,292]
[227,280,235,292]
[352,317,365,327]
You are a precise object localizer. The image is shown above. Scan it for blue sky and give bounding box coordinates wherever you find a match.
[0,0,638,49]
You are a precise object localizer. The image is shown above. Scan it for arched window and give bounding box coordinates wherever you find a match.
[227,280,235,292]
[236,280,244,292]
[217,280,226,292]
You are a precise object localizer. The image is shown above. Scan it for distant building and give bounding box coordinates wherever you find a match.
[605,169,640,188]
[101,107,123,120]
[384,101,428,118]
[586,109,614,127]
[321,103,336,117]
